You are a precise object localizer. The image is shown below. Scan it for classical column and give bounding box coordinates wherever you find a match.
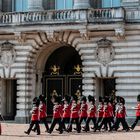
[0,0,2,11]
[27,0,44,11]
[73,0,91,9]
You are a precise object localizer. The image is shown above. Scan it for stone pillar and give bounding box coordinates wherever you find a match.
[73,0,91,9]
[0,0,2,11]
[27,0,44,11]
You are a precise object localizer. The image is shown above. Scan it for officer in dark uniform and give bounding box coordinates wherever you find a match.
[84,95,97,132]
[48,95,63,134]
[24,97,40,135]
[131,94,140,130]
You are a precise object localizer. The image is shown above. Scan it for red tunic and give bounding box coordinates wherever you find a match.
[97,104,104,118]
[79,103,88,118]
[136,103,140,116]
[62,104,71,118]
[39,103,47,118]
[53,104,62,118]
[70,103,79,118]
[116,106,126,118]
[88,104,96,118]
[103,105,109,118]
[108,104,114,117]
[31,106,39,121]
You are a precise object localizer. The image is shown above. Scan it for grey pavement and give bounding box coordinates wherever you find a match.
[0,123,140,140]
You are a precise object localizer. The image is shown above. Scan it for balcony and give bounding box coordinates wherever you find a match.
[0,7,125,26]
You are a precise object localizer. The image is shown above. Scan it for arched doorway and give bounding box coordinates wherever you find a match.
[42,46,82,116]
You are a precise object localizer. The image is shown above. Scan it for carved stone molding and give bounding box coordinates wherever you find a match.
[79,29,89,40]
[46,31,59,42]
[95,38,115,66]
[0,41,16,68]
[115,27,125,39]
[14,32,26,44]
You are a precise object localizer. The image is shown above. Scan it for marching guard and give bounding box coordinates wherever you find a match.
[112,96,129,131]
[84,95,97,132]
[48,95,63,134]
[79,96,88,131]
[61,95,71,131]
[67,95,81,133]
[131,94,140,130]
[24,97,40,135]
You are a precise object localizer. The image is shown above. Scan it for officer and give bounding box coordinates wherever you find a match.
[84,95,97,132]
[131,94,140,130]
[67,95,81,133]
[79,96,88,131]
[48,95,63,134]
[24,97,40,135]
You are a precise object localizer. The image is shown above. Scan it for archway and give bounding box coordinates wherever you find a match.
[42,46,82,116]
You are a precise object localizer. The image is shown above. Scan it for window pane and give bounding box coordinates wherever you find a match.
[102,0,111,8]
[56,0,64,10]
[66,0,73,9]
[15,0,27,12]
[112,0,120,7]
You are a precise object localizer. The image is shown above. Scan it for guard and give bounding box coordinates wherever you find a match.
[131,94,140,130]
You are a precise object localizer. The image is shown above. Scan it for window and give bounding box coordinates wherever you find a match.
[15,0,28,12]
[55,0,73,10]
[102,0,120,8]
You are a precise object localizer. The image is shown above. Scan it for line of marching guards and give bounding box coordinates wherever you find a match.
[24,94,140,135]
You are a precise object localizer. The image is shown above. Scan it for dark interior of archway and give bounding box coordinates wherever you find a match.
[45,46,82,75]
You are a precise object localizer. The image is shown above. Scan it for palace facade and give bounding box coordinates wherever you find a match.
[0,0,140,122]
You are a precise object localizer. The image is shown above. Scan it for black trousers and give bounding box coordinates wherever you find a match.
[85,117,96,131]
[96,117,103,129]
[98,118,111,131]
[27,120,40,134]
[67,118,80,132]
[131,116,140,129]
[49,118,63,133]
[79,117,87,131]
[61,118,70,130]
[113,118,129,131]
[33,117,49,131]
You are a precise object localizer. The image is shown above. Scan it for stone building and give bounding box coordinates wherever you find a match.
[0,0,140,123]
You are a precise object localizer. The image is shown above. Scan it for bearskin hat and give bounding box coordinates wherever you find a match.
[71,95,78,103]
[80,96,87,102]
[33,97,39,104]
[117,96,125,104]
[55,95,62,104]
[88,95,95,104]
[104,96,109,103]
[99,96,103,103]
[39,94,46,103]
[137,95,140,102]
[62,95,71,104]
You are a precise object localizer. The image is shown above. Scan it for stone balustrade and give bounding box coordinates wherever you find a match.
[0,8,126,26]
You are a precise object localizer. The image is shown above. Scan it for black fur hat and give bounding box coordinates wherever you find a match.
[104,96,109,103]
[137,95,140,101]
[72,95,78,103]
[62,95,71,104]
[33,97,39,104]
[80,96,87,102]
[117,96,125,104]
[88,95,95,103]
[39,94,46,103]
[55,95,62,104]
[99,96,103,103]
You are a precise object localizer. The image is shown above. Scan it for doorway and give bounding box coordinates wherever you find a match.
[96,78,116,101]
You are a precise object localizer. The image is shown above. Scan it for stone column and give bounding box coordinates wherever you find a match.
[73,0,91,9]
[0,0,2,11]
[27,0,44,11]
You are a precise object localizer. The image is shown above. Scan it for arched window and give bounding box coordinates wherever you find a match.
[55,0,73,10]
[102,0,120,8]
[15,0,28,12]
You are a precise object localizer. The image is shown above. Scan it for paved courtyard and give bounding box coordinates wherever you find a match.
[1,123,140,140]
